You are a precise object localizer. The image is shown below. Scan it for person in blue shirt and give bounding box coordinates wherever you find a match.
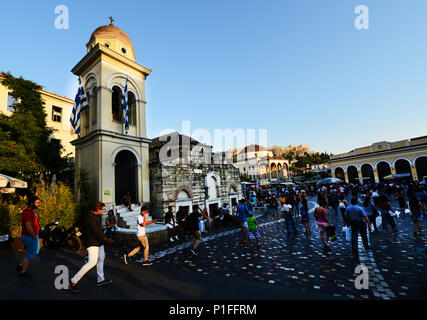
[237,199,249,243]
[345,198,371,259]
[416,184,427,214]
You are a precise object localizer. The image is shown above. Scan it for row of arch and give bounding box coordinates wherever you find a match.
[334,156,427,183]
[258,162,289,179]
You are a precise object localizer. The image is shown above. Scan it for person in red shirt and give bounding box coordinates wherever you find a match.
[16,196,41,278]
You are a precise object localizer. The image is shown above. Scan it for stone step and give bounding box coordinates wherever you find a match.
[102,204,157,230]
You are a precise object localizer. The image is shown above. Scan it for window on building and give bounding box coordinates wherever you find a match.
[50,138,61,149]
[128,91,137,126]
[7,93,16,112]
[52,106,62,122]
[112,86,122,122]
[90,90,97,124]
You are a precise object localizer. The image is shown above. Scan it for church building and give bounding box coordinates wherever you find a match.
[71,19,151,206]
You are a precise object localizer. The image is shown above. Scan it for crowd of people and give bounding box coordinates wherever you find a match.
[14,178,427,292]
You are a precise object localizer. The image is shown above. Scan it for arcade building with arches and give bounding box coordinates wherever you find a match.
[330,136,427,184]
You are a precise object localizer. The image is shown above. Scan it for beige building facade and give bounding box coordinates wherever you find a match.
[0,75,76,157]
[330,136,427,184]
[71,22,152,205]
[233,144,289,180]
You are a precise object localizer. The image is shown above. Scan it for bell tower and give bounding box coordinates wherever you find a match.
[71,19,152,206]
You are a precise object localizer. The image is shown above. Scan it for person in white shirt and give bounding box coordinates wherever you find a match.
[281,200,297,235]
[124,206,158,266]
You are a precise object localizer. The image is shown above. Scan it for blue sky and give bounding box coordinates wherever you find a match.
[1,0,427,154]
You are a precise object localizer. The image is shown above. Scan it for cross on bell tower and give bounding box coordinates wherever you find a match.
[108,16,115,25]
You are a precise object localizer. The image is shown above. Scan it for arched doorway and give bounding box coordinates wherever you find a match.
[347,166,359,183]
[377,161,391,182]
[175,189,192,217]
[115,150,138,204]
[361,164,375,183]
[415,156,427,181]
[334,167,345,180]
[395,159,412,179]
[206,172,221,218]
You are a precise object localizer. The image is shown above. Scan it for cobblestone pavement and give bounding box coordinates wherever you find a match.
[107,197,427,300]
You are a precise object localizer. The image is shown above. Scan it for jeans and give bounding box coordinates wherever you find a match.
[71,245,105,284]
[293,204,299,216]
[105,228,115,239]
[284,212,297,234]
[350,221,370,253]
[332,205,339,215]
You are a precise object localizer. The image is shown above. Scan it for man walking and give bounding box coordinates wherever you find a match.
[237,199,249,243]
[344,198,371,260]
[165,206,178,242]
[16,196,41,278]
[187,205,203,256]
[70,202,112,292]
[282,199,297,236]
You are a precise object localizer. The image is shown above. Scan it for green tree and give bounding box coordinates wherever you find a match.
[0,72,71,189]
[75,168,93,226]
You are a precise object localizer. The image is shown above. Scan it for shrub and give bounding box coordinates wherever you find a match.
[37,183,77,229]
[0,182,78,238]
[0,201,26,238]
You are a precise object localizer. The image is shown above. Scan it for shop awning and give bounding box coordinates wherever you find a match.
[0,174,28,188]
[383,173,411,180]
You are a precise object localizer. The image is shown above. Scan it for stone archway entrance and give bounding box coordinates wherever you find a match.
[114,150,138,204]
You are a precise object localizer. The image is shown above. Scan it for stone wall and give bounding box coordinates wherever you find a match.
[149,161,242,220]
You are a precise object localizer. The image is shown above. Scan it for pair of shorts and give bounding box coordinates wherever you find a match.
[21,235,38,260]
[240,221,248,229]
[248,229,260,240]
[411,213,423,222]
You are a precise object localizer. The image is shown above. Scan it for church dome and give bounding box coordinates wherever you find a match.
[87,21,136,60]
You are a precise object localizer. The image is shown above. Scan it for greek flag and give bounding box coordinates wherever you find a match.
[121,77,129,134]
[70,78,89,137]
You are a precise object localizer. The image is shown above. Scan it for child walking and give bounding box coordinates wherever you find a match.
[247,211,261,248]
